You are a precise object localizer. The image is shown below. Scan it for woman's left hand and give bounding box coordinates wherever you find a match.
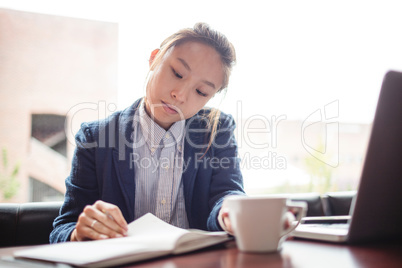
[218,202,234,235]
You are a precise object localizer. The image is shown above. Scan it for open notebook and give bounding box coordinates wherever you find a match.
[293,70,402,243]
[12,213,230,267]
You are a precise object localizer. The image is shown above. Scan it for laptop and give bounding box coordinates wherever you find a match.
[293,70,402,243]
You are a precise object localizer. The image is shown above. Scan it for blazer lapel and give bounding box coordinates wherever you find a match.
[182,114,209,219]
[112,99,141,222]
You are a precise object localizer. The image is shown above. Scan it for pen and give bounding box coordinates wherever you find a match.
[102,208,128,235]
[102,209,114,221]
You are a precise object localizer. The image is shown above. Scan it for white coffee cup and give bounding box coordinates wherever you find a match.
[225,195,307,253]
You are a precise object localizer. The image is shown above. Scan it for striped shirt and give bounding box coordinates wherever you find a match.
[132,100,189,228]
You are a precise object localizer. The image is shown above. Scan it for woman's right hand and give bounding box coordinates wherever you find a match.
[71,200,128,241]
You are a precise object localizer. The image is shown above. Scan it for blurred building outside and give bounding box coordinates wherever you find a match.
[0,9,118,202]
[239,118,371,195]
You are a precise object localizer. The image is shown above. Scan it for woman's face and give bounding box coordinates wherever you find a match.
[145,41,224,130]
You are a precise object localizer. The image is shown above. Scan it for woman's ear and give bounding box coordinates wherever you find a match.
[149,49,160,68]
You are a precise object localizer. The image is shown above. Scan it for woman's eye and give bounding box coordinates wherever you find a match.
[171,68,182,79]
[196,89,207,97]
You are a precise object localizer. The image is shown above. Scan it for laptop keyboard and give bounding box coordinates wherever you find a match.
[305,223,349,229]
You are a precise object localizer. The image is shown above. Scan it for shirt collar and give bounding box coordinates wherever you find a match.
[138,100,185,151]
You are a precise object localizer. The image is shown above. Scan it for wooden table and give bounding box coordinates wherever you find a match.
[1,239,401,267]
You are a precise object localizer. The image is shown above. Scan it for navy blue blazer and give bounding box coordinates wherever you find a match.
[50,98,244,243]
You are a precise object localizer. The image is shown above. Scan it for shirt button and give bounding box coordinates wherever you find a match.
[165,133,170,139]
[151,147,156,153]
[178,145,182,151]
[161,199,166,205]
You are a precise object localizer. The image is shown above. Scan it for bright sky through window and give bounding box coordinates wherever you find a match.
[1,0,401,124]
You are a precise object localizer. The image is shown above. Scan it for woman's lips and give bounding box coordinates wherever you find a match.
[161,101,178,114]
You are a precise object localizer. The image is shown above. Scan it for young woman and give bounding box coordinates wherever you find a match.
[50,22,245,243]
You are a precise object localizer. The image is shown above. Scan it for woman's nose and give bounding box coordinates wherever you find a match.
[171,86,188,102]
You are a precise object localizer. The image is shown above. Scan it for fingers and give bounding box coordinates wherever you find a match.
[219,203,234,235]
[283,211,296,229]
[94,201,128,232]
[74,214,109,241]
[222,212,234,235]
[72,201,128,241]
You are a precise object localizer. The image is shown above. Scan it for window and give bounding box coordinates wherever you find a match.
[1,1,401,201]
[0,7,118,202]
